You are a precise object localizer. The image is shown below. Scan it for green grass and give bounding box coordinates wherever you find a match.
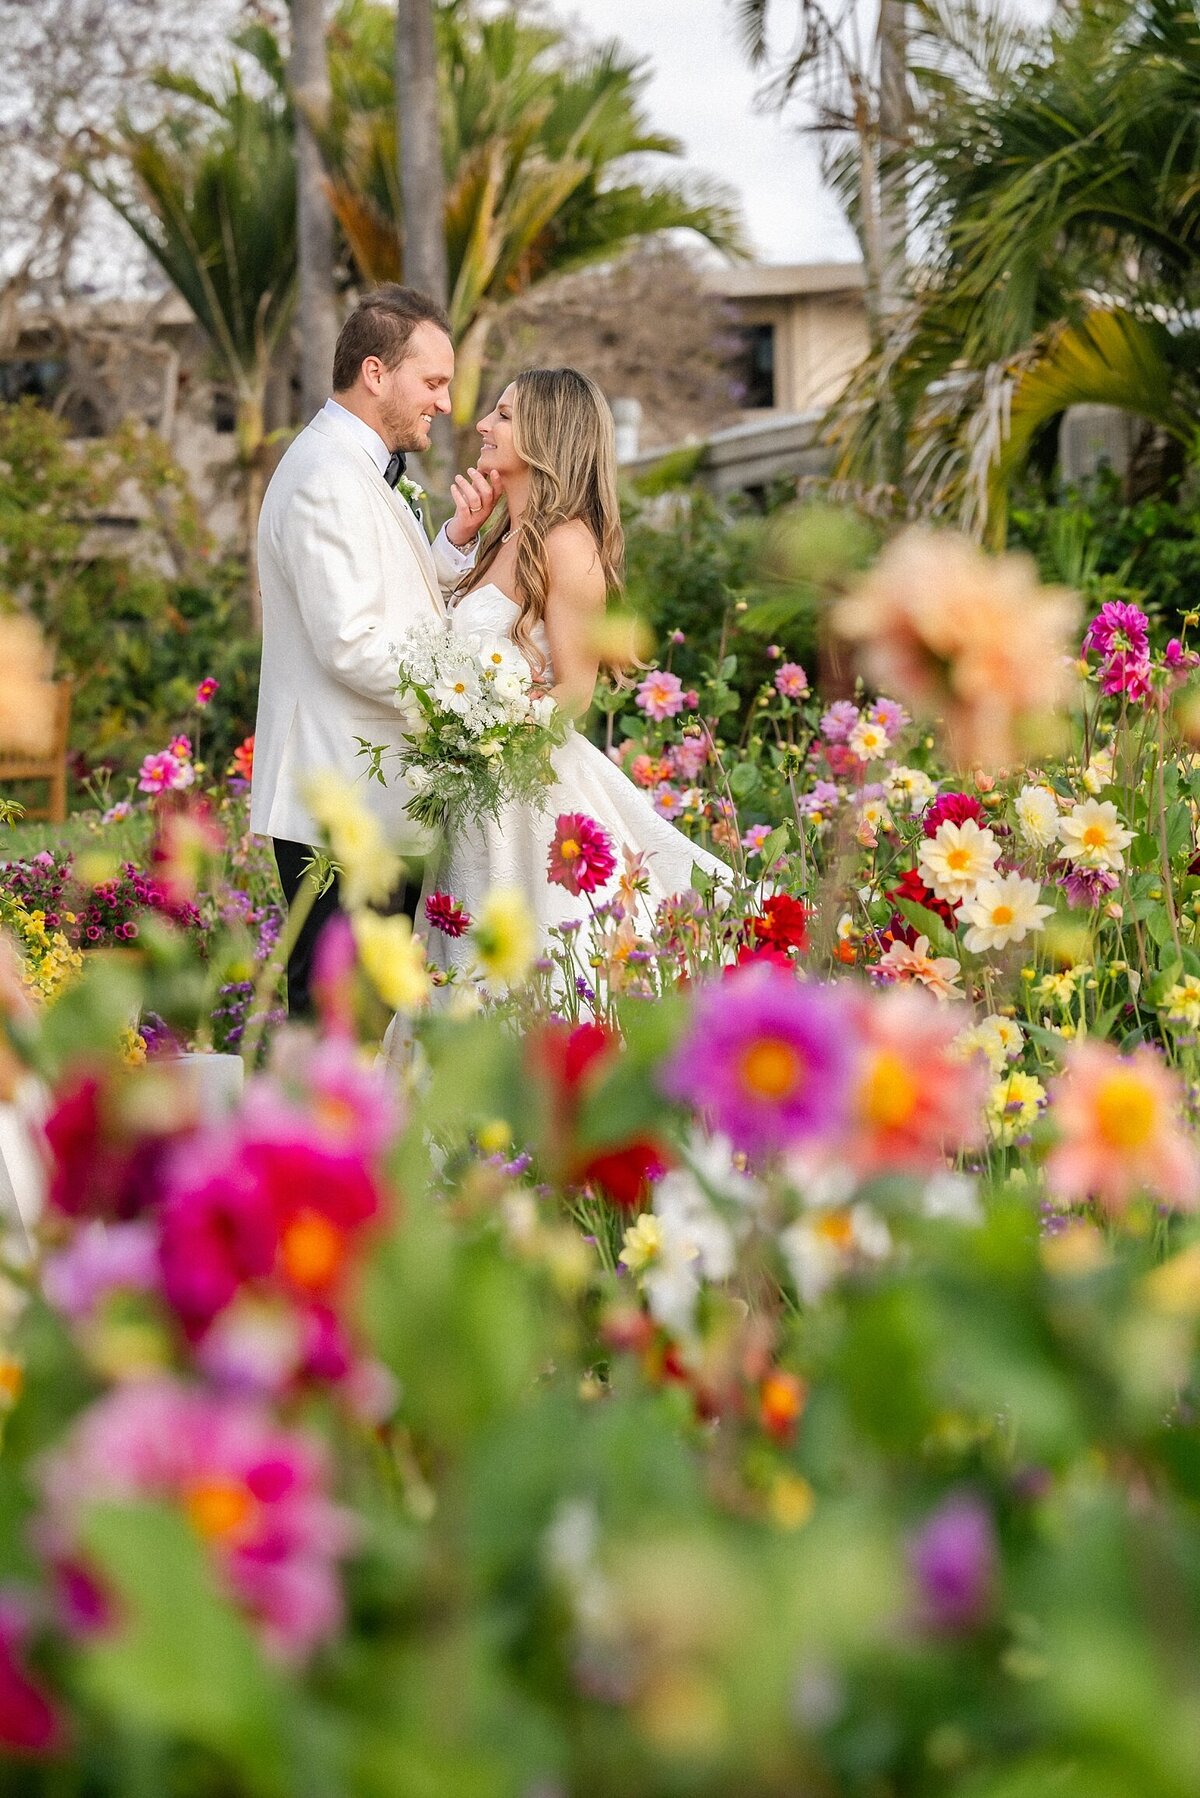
[2,808,153,865]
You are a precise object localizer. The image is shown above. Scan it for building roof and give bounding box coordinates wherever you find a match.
[705,261,866,301]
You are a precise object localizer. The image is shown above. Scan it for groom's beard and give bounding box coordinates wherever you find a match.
[383,399,434,456]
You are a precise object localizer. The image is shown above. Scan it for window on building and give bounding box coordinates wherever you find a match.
[0,358,68,405]
[730,322,775,410]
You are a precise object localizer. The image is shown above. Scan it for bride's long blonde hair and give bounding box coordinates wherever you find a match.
[459,367,625,676]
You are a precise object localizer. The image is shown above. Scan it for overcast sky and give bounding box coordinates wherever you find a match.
[563,0,860,267]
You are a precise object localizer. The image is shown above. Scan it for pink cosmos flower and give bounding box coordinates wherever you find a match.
[741,823,774,854]
[37,1380,354,1660]
[869,697,910,737]
[195,677,220,706]
[651,782,684,820]
[1044,1040,1200,1215]
[136,750,194,795]
[547,813,617,897]
[659,963,854,1155]
[168,734,192,761]
[636,670,686,721]
[424,891,472,937]
[774,662,810,700]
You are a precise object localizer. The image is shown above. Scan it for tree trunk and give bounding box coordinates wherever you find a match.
[876,0,908,328]
[290,0,339,423]
[396,0,454,481]
[395,0,448,307]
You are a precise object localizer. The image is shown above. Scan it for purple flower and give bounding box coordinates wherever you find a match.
[820,701,860,743]
[909,1493,996,1634]
[659,964,854,1155]
[1053,861,1119,909]
[797,780,841,818]
[1084,600,1150,664]
[42,1222,161,1320]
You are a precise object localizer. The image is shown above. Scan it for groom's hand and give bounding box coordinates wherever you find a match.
[447,466,503,547]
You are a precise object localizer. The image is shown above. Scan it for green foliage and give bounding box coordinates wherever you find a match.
[0,402,257,794]
[1009,466,1200,633]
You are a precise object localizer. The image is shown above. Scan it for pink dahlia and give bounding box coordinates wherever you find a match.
[841,987,985,1178]
[195,677,220,706]
[659,963,854,1155]
[37,1380,354,1660]
[820,700,860,743]
[424,891,472,937]
[547,813,617,897]
[921,791,986,837]
[774,662,810,700]
[635,670,686,721]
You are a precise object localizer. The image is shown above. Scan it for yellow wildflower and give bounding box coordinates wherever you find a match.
[470,889,536,988]
[352,910,430,1011]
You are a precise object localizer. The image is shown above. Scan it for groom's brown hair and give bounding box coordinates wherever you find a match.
[332,285,452,392]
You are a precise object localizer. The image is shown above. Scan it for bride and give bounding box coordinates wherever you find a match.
[419,365,729,981]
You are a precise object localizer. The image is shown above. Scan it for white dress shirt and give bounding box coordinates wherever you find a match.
[322,396,393,476]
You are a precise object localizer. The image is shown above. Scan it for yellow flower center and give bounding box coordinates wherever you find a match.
[559,838,581,861]
[739,1037,803,1100]
[184,1477,256,1543]
[861,1050,919,1129]
[990,904,1014,926]
[815,1210,855,1249]
[946,847,971,872]
[279,1208,347,1291]
[1082,824,1108,849]
[1094,1071,1158,1151]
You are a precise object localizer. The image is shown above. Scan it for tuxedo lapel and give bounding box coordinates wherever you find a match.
[307,412,445,618]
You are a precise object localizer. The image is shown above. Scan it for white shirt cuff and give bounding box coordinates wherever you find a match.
[435,522,478,567]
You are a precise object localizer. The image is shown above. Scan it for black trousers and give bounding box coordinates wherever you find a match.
[272,839,419,1019]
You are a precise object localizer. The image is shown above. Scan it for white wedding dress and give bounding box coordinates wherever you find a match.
[417,582,731,983]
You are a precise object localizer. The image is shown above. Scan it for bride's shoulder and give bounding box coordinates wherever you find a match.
[544,519,603,601]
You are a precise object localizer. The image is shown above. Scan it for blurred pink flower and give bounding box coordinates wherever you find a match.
[1045,1041,1200,1215]
[841,987,985,1177]
[38,1380,354,1660]
[42,1222,160,1321]
[195,677,220,706]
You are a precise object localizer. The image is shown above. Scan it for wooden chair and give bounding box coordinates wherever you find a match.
[0,681,73,823]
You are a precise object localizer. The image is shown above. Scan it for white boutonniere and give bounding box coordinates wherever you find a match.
[396,475,426,521]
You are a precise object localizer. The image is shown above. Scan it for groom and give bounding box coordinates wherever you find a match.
[250,284,501,1016]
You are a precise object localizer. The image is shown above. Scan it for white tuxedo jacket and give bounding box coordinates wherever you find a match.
[249,408,470,853]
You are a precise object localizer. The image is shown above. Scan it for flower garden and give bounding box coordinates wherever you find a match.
[5,520,1200,1795]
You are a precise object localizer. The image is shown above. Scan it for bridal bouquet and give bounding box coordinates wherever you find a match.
[362,620,565,831]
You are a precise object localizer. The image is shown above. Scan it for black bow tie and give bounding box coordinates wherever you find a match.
[383,451,406,488]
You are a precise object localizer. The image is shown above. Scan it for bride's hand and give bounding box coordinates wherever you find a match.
[447,465,503,547]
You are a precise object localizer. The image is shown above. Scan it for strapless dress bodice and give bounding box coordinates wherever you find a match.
[450,581,553,679]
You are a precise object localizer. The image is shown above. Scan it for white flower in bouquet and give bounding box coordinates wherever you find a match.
[531,695,557,728]
[473,634,528,682]
[433,660,482,717]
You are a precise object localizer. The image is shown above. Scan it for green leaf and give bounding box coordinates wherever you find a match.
[79,1503,290,1793]
[894,898,959,960]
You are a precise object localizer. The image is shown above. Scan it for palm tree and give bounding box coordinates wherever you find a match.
[291,0,340,423]
[90,34,297,616]
[395,0,448,306]
[830,0,1200,539]
[320,0,745,434]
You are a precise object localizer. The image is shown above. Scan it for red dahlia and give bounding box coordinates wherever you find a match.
[424,891,472,937]
[921,791,985,837]
[750,893,810,954]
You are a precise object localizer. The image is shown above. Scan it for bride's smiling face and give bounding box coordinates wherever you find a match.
[476,385,524,481]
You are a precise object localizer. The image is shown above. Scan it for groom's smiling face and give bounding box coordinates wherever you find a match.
[375,322,455,454]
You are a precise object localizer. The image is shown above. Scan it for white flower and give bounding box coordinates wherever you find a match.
[1014,782,1059,848]
[626,1167,738,1340]
[920,1172,982,1224]
[1082,743,1116,796]
[885,766,937,813]
[959,871,1053,952]
[531,695,557,728]
[917,818,1000,903]
[475,635,527,681]
[1057,797,1133,871]
[432,662,482,716]
[780,1203,891,1305]
[955,1013,1024,1072]
[848,717,891,761]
